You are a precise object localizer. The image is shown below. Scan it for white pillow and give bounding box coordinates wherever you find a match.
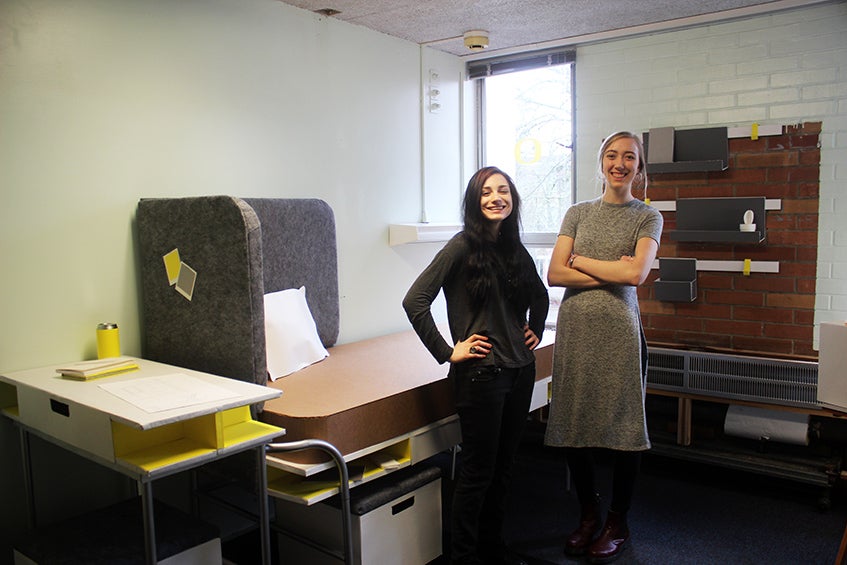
[264,286,329,380]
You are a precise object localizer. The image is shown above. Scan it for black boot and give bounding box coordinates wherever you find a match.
[564,493,601,556]
[586,509,630,563]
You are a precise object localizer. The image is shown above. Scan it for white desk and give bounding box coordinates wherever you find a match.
[0,357,284,565]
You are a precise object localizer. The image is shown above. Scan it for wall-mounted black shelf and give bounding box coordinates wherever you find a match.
[643,126,729,174]
[647,160,727,174]
[669,197,766,244]
[654,258,697,302]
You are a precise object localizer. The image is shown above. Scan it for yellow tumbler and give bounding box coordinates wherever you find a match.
[96,323,121,359]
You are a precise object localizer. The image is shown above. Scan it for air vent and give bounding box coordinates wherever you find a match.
[647,347,818,409]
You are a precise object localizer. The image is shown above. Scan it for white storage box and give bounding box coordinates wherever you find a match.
[276,464,442,565]
[819,321,847,412]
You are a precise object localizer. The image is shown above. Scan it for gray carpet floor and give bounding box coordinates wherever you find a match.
[499,430,846,565]
[221,420,847,564]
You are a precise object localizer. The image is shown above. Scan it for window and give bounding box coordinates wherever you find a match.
[470,49,575,243]
[470,50,574,316]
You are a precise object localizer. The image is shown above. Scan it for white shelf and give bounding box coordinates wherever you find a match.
[649,199,781,212]
[651,259,779,273]
[389,223,460,245]
[389,223,556,246]
[727,124,783,138]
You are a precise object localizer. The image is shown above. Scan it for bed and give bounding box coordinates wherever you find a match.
[136,196,552,464]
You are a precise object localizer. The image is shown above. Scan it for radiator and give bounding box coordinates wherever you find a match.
[647,347,819,409]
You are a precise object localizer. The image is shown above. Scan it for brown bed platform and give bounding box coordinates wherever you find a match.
[260,329,554,463]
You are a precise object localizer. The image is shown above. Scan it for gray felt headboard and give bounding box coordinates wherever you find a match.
[136,196,340,387]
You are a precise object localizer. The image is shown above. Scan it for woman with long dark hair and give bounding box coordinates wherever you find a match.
[403,166,549,565]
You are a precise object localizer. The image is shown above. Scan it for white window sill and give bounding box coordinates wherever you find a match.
[389,223,461,246]
[389,223,557,247]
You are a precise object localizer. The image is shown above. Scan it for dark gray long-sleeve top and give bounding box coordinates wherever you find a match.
[402,232,549,369]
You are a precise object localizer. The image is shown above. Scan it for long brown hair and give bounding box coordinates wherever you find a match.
[597,131,649,197]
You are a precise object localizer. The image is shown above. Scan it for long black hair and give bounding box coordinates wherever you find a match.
[461,166,533,315]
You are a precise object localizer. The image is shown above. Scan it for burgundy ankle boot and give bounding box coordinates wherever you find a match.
[564,496,601,556]
[587,509,630,563]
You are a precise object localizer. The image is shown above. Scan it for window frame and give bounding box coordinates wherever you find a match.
[469,48,577,247]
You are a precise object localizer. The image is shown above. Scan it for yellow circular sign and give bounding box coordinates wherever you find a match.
[515,138,541,164]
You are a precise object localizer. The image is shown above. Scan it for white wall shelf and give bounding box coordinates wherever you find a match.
[389,223,557,247]
[651,259,779,274]
[650,199,781,212]
[389,223,460,246]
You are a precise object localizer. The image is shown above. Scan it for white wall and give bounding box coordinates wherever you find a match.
[573,1,847,345]
[0,0,466,373]
[0,0,464,556]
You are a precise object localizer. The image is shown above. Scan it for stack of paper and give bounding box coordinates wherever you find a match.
[56,359,140,381]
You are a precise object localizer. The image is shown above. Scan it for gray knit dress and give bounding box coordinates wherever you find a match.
[544,197,663,451]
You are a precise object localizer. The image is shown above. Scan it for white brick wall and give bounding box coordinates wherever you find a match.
[574,1,847,349]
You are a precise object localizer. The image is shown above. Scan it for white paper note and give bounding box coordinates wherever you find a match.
[99,373,239,413]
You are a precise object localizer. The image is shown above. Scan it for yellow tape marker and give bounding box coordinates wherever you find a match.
[751,123,759,140]
[743,258,752,276]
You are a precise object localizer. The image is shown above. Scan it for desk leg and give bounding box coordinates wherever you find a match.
[677,397,692,446]
[836,516,847,565]
[257,446,271,565]
[189,468,199,517]
[19,428,36,529]
[140,480,157,565]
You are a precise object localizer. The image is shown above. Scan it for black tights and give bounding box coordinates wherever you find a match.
[565,448,642,514]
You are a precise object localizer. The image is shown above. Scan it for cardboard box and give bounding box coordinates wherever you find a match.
[818,321,847,412]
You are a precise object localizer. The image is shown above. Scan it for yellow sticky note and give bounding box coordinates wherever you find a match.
[163,248,181,285]
[743,258,752,276]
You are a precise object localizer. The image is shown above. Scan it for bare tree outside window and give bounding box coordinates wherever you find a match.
[480,62,573,317]
[483,64,573,235]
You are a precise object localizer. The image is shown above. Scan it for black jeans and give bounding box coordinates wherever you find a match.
[450,362,536,564]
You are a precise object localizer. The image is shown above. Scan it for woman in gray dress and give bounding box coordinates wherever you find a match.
[544,132,663,563]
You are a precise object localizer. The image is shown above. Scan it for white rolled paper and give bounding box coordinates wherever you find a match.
[724,405,809,446]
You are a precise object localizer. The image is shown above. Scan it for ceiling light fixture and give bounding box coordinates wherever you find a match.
[463,30,489,51]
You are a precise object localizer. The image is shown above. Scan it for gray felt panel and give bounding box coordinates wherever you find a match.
[136,196,340,387]
[243,198,339,348]
[136,196,267,385]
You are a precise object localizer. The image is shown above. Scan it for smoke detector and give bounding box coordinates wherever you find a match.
[463,30,489,51]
